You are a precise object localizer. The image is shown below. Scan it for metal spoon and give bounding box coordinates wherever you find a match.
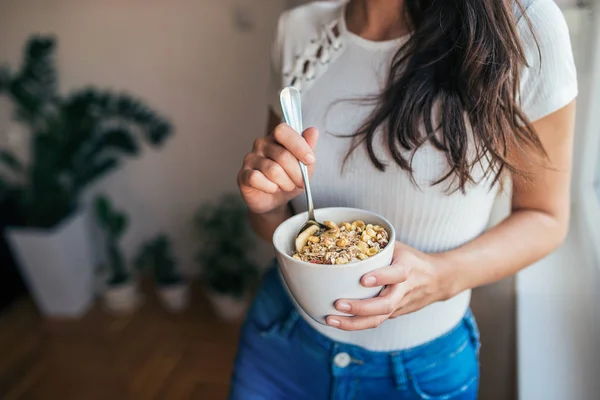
[279,87,327,249]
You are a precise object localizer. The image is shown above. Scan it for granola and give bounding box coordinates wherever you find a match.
[292,220,389,265]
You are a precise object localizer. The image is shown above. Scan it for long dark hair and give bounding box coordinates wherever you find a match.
[345,0,543,191]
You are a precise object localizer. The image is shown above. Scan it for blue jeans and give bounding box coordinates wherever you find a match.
[229,265,481,400]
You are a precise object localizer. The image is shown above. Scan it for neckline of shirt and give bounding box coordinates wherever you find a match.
[337,1,411,51]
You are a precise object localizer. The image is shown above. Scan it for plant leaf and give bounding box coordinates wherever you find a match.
[107,241,129,284]
[0,150,24,172]
[7,35,59,132]
[75,89,174,147]
[73,157,119,192]
[77,126,140,164]
[0,66,10,93]
[112,214,127,238]
[94,195,111,229]
[17,35,58,102]
[147,121,172,145]
[100,127,139,155]
[0,176,7,198]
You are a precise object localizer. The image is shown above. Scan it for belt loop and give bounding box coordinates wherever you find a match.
[390,352,407,388]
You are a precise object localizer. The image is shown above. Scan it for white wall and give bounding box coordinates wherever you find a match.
[517,4,600,399]
[0,0,285,273]
[517,212,600,400]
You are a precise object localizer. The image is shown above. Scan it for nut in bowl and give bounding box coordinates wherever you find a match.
[273,207,396,325]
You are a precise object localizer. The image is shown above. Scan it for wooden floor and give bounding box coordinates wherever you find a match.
[0,282,243,400]
[0,278,516,400]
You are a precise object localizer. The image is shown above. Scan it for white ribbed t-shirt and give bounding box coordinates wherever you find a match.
[267,0,578,351]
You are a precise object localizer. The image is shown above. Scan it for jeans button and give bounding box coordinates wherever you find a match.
[333,352,351,368]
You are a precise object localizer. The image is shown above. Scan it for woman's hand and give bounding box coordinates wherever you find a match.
[326,242,458,331]
[237,123,319,215]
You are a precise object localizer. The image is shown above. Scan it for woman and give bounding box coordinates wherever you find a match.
[232,0,577,398]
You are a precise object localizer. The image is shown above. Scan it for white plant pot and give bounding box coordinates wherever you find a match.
[103,281,140,315]
[4,210,95,317]
[206,290,248,321]
[158,283,189,313]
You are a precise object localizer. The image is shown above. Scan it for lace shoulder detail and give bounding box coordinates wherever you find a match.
[284,19,345,93]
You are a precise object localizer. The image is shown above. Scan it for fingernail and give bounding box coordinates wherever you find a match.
[337,301,351,311]
[328,318,340,327]
[364,276,377,286]
[305,153,315,163]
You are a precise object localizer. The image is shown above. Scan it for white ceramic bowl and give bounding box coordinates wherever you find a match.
[273,207,396,325]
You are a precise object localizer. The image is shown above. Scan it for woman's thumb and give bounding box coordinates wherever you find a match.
[302,127,319,150]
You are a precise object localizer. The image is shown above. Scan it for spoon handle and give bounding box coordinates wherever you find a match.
[280,87,316,220]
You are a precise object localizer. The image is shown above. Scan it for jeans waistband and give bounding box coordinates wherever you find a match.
[291,307,478,384]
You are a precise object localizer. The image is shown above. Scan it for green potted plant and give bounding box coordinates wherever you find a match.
[94,195,139,314]
[194,193,260,321]
[0,35,172,317]
[134,234,188,313]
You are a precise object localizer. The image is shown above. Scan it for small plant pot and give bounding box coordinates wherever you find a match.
[157,283,189,313]
[206,290,249,322]
[103,281,140,315]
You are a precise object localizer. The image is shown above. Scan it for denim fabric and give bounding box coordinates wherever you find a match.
[229,264,480,400]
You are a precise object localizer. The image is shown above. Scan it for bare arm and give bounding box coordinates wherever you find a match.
[441,100,576,294]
